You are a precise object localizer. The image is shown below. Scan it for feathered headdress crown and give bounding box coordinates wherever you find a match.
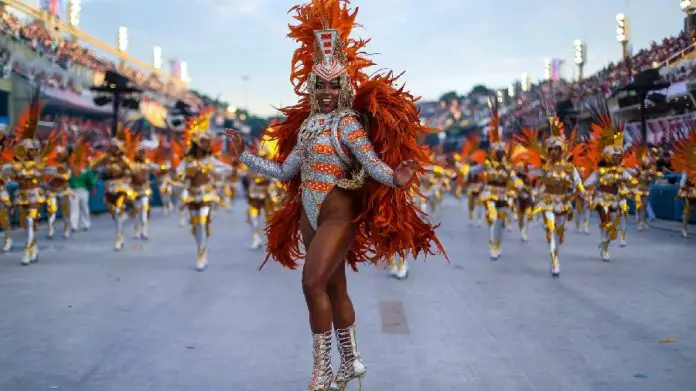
[185,107,215,147]
[13,83,42,150]
[487,102,504,151]
[590,99,624,156]
[288,0,373,95]
[537,89,567,150]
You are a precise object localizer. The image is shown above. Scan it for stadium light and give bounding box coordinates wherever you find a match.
[117,26,128,52]
[67,0,81,27]
[574,39,586,81]
[616,13,629,43]
[573,40,585,65]
[496,90,504,104]
[681,0,694,12]
[544,59,552,80]
[521,73,530,92]
[616,13,630,59]
[507,84,514,98]
[180,61,189,83]
[153,46,162,69]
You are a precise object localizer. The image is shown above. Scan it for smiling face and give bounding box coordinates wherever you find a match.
[314,77,340,114]
[548,145,562,162]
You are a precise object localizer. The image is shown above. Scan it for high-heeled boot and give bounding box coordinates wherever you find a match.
[308,331,333,391]
[330,325,366,390]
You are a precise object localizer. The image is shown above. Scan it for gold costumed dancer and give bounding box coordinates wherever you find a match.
[175,111,234,271]
[515,116,586,277]
[462,138,486,226]
[230,2,446,389]
[452,153,466,200]
[267,178,284,213]
[150,136,183,217]
[221,156,241,212]
[246,145,273,250]
[45,141,89,240]
[471,107,522,260]
[157,163,182,216]
[131,146,159,240]
[0,138,15,252]
[581,103,636,262]
[573,167,592,235]
[90,129,139,251]
[511,160,535,242]
[1,94,61,265]
[671,125,696,238]
[627,146,662,231]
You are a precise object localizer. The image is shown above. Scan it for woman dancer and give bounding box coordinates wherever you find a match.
[581,103,635,261]
[176,112,233,271]
[672,125,696,238]
[471,106,521,260]
[515,116,586,277]
[45,146,73,240]
[2,112,61,264]
[229,1,445,389]
[89,129,138,251]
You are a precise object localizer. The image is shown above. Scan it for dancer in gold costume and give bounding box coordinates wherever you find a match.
[630,146,662,231]
[573,166,592,235]
[511,160,535,242]
[672,125,696,238]
[45,146,73,240]
[0,138,15,252]
[462,139,486,226]
[1,94,61,264]
[89,129,139,251]
[246,145,273,250]
[516,115,586,277]
[150,137,182,217]
[131,146,159,240]
[471,107,522,259]
[581,104,636,262]
[175,110,234,271]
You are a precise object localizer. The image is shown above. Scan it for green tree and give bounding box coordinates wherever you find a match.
[439,91,459,103]
[468,84,491,97]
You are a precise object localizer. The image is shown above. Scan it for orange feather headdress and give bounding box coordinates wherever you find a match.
[487,103,505,152]
[262,0,446,271]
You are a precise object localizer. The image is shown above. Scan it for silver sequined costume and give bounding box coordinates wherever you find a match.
[240,110,396,229]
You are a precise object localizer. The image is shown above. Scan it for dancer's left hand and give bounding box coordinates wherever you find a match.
[393,160,418,187]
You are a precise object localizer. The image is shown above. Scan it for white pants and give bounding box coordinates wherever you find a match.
[70,188,91,230]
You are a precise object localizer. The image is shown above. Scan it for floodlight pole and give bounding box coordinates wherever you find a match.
[112,92,122,138]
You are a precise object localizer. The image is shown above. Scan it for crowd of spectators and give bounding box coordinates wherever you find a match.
[425,28,696,134]
[35,114,112,144]
[0,6,202,108]
[0,47,10,78]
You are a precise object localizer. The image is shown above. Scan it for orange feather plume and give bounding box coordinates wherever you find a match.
[513,128,543,168]
[459,135,479,159]
[487,107,501,145]
[69,138,92,175]
[672,126,696,185]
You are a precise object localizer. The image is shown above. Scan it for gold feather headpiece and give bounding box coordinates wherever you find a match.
[589,99,624,157]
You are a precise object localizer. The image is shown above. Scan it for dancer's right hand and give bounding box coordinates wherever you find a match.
[224,129,246,156]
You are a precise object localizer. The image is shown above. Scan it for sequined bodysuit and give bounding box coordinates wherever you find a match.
[240,110,396,230]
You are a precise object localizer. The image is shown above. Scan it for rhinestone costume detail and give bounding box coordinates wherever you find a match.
[240,110,395,230]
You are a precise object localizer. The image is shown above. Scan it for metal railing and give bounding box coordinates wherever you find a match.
[663,42,696,68]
